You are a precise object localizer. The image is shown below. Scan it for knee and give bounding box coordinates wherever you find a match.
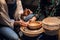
[0,27,19,40]
[10,35,19,40]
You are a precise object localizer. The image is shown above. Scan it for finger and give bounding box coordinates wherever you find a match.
[20,22,27,27]
[25,8,33,13]
[28,9,33,13]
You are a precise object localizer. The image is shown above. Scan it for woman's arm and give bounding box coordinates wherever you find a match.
[14,0,24,20]
[16,0,23,14]
[0,0,15,28]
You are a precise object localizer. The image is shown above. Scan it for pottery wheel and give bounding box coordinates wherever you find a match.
[20,27,44,34]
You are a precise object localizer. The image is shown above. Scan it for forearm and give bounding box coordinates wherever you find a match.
[0,0,14,28]
[0,12,14,28]
[14,0,24,20]
[14,21,20,26]
[16,0,23,14]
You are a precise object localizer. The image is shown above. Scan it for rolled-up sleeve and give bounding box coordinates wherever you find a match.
[0,0,15,28]
[14,0,23,20]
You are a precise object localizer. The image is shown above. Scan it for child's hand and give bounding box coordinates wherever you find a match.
[29,17,36,22]
[24,8,33,16]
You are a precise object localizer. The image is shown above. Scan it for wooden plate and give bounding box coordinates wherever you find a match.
[20,27,44,37]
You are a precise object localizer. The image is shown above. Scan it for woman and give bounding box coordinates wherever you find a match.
[0,0,32,40]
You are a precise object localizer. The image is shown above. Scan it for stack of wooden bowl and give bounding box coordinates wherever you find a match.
[42,17,60,36]
[20,21,44,37]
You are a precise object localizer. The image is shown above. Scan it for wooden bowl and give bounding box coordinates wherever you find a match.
[28,21,42,30]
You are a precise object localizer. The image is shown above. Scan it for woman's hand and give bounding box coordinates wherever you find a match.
[29,16,36,22]
[19,20,28,27]
[14,20,28,27]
